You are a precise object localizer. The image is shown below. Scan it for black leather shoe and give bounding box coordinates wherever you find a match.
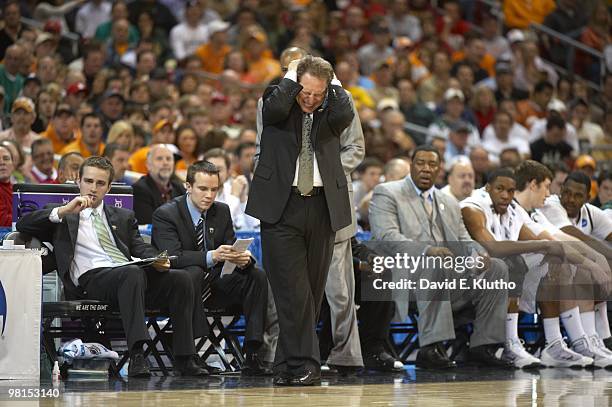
[273,371,293,386]
[175,355,209,377]
[242,353,273,376]
[604,337,612,352]
[128,353,151,378]
[416,343,457,370]
[196,356,224,375]
[468,344,513,368]
[363,350,404,372]
[289,369,321,386]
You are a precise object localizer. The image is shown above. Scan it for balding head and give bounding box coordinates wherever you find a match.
[280,47,308,70]
[4,44,24,75]
[447,156,475,201]
[146,144,175,183]
[384,158,411,182]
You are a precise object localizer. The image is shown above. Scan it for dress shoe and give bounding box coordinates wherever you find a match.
[468,344,514,368]
[416,343,457,370]
[321,363,339,376]
[175,355,209,377]
[603,337,612,352]
[128,353,151,378]
[196,356,224,375]
[242,353,273,376]
[273,371,293,386]
[363,350,404,372]
[289,369,321,386]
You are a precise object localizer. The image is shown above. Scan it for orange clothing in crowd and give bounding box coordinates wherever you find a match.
[246,57,281,84]
[41,124,80,153]
[129,146,150,174]
[515,100,547,129]
[195,43,232,74]
[60,138,105,158]
[503,0,556,29]
[451,51,496,78]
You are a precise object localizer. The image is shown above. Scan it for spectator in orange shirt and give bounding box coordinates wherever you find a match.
[516,81,554,129]
[242,25,281,84]
[61,113,105,158]
[195,20,231,75]
[129,119,176,174]
[503,0,556,29]
[41,103,78,153]
[451,34,495,82]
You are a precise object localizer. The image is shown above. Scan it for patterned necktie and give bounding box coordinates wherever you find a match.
[92,210,128,263]
[297,113,314,195]
[421,190,433,218]
[195,213,205,251]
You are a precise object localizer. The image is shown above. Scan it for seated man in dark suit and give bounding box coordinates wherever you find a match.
[133,144,185,224]
[16,156,208,377]
[152,160,273,375]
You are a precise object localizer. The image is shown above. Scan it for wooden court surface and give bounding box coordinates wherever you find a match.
[31,368,612,407]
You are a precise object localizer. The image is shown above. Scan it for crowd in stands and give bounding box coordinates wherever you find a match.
[0,0,610,229]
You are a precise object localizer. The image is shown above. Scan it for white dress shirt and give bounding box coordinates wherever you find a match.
[50,202,128,285]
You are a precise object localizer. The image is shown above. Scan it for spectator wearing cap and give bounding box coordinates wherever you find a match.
[21,75,42,102]
[0,2,24,61]
[94,1,140,45]
[503,0,555,29]
[515,80,554,129]
[574,154,598,200]
[170,1,209,61]
[481,110,531,164]
[98,90,125,136]
[451,34,494,82]
[492,61,529,102]
[357,24,395,76]
[41,104,78,153]
[369,59,399,106]
[75,0,111,39]
[0,97,40,149]
[443,120,476,163]
[0,44,25,114]
[529,115,574,166]
[242,25,281,84]
[570,98,605,150]
[129,119,176,174]
[527,98,580,152]
[418,51,452,105]
[427,88,480,147]
[386,0,422,42]
[65,82,88,112]
[34,32,58,59]
[61,113,105,158]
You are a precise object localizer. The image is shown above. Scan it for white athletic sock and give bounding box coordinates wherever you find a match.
[560,306,586,342]
[594,302,612,339]
[543,317,563,344]
[506,313,519,342]
[580,311,598,337]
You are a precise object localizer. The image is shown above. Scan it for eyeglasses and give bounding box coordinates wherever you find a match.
[281,67,288,73]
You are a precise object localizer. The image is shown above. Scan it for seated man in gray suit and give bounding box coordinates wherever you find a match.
[369,145,511,369]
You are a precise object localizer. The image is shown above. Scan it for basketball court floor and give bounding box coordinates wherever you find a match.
[6,366,612,406]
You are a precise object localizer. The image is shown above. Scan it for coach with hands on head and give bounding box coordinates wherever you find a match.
[246,55,354,386]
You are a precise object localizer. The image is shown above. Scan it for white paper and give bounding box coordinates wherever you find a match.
[221,238,254,276]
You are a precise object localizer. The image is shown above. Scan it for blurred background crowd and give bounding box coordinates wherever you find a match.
[0,0,610,230]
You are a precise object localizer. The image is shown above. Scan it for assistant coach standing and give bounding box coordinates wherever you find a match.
[246,56,354,386]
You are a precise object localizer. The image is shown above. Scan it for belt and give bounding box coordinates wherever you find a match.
[292,186,324,196]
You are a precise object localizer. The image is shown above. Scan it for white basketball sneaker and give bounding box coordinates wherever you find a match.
[502,338,542,368]
[540,338,593,368]
[571,335,612,368]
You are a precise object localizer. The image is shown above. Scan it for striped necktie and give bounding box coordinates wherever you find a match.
[195,212,212,303]
[421,190,433,218]
[92,210,128,263]
[297,113,314,195]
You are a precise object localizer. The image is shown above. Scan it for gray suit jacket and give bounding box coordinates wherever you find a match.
[369,177,484,319]
[255,90,365,242]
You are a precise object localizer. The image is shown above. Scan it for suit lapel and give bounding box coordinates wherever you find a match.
[205,203,218,250]
[403,180,431,235]
[178,196,198,249]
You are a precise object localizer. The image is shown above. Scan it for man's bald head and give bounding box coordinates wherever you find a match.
[280,47,308,71]
[384,158,411,181]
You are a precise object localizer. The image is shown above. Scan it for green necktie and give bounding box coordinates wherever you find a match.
[92,210,128,264]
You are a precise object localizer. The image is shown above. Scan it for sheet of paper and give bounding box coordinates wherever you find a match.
[221,238,254,276]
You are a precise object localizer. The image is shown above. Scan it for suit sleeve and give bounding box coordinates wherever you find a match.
[16,207,57,242]
[126,212,159,259]
[262,79,302,126]
[132,181,154,225]
[339,93,365,175]
[326,84,355,136]
[151,207,206,270]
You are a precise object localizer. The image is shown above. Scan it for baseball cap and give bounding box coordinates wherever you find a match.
[55,103,75,116]
[575,154,596,170]
[444,88,465,102]
[507,29,525,44]
[547,98,567,113]
[102,90,126,103]
[208,20,230,37]
[211,92,229,105]
[450,120,471,133]
[43,19,62,34]
[35,32,55,47]
[377,98,399,112]
[152,119,173,134]
[11,97,35,114]
[66,82,87,96]
[495,60,512,75]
